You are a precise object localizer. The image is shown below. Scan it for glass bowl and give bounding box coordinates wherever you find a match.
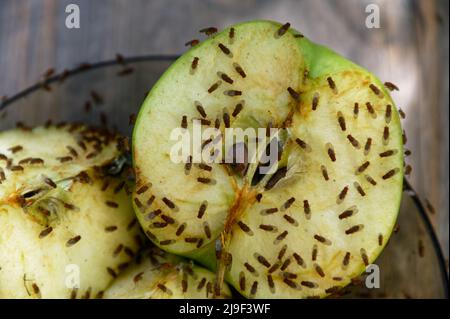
[1,56,447,299]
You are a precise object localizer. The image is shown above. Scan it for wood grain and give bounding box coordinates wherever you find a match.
[0,0,448,258]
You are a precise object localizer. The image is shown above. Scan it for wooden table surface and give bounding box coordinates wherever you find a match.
[0,0,448,260]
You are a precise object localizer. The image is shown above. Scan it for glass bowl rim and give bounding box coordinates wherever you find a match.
[1,54,448,297]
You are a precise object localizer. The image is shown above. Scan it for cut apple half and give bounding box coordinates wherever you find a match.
[0,125,143,298]
[104,247,231,299]
[132,20,403,298]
